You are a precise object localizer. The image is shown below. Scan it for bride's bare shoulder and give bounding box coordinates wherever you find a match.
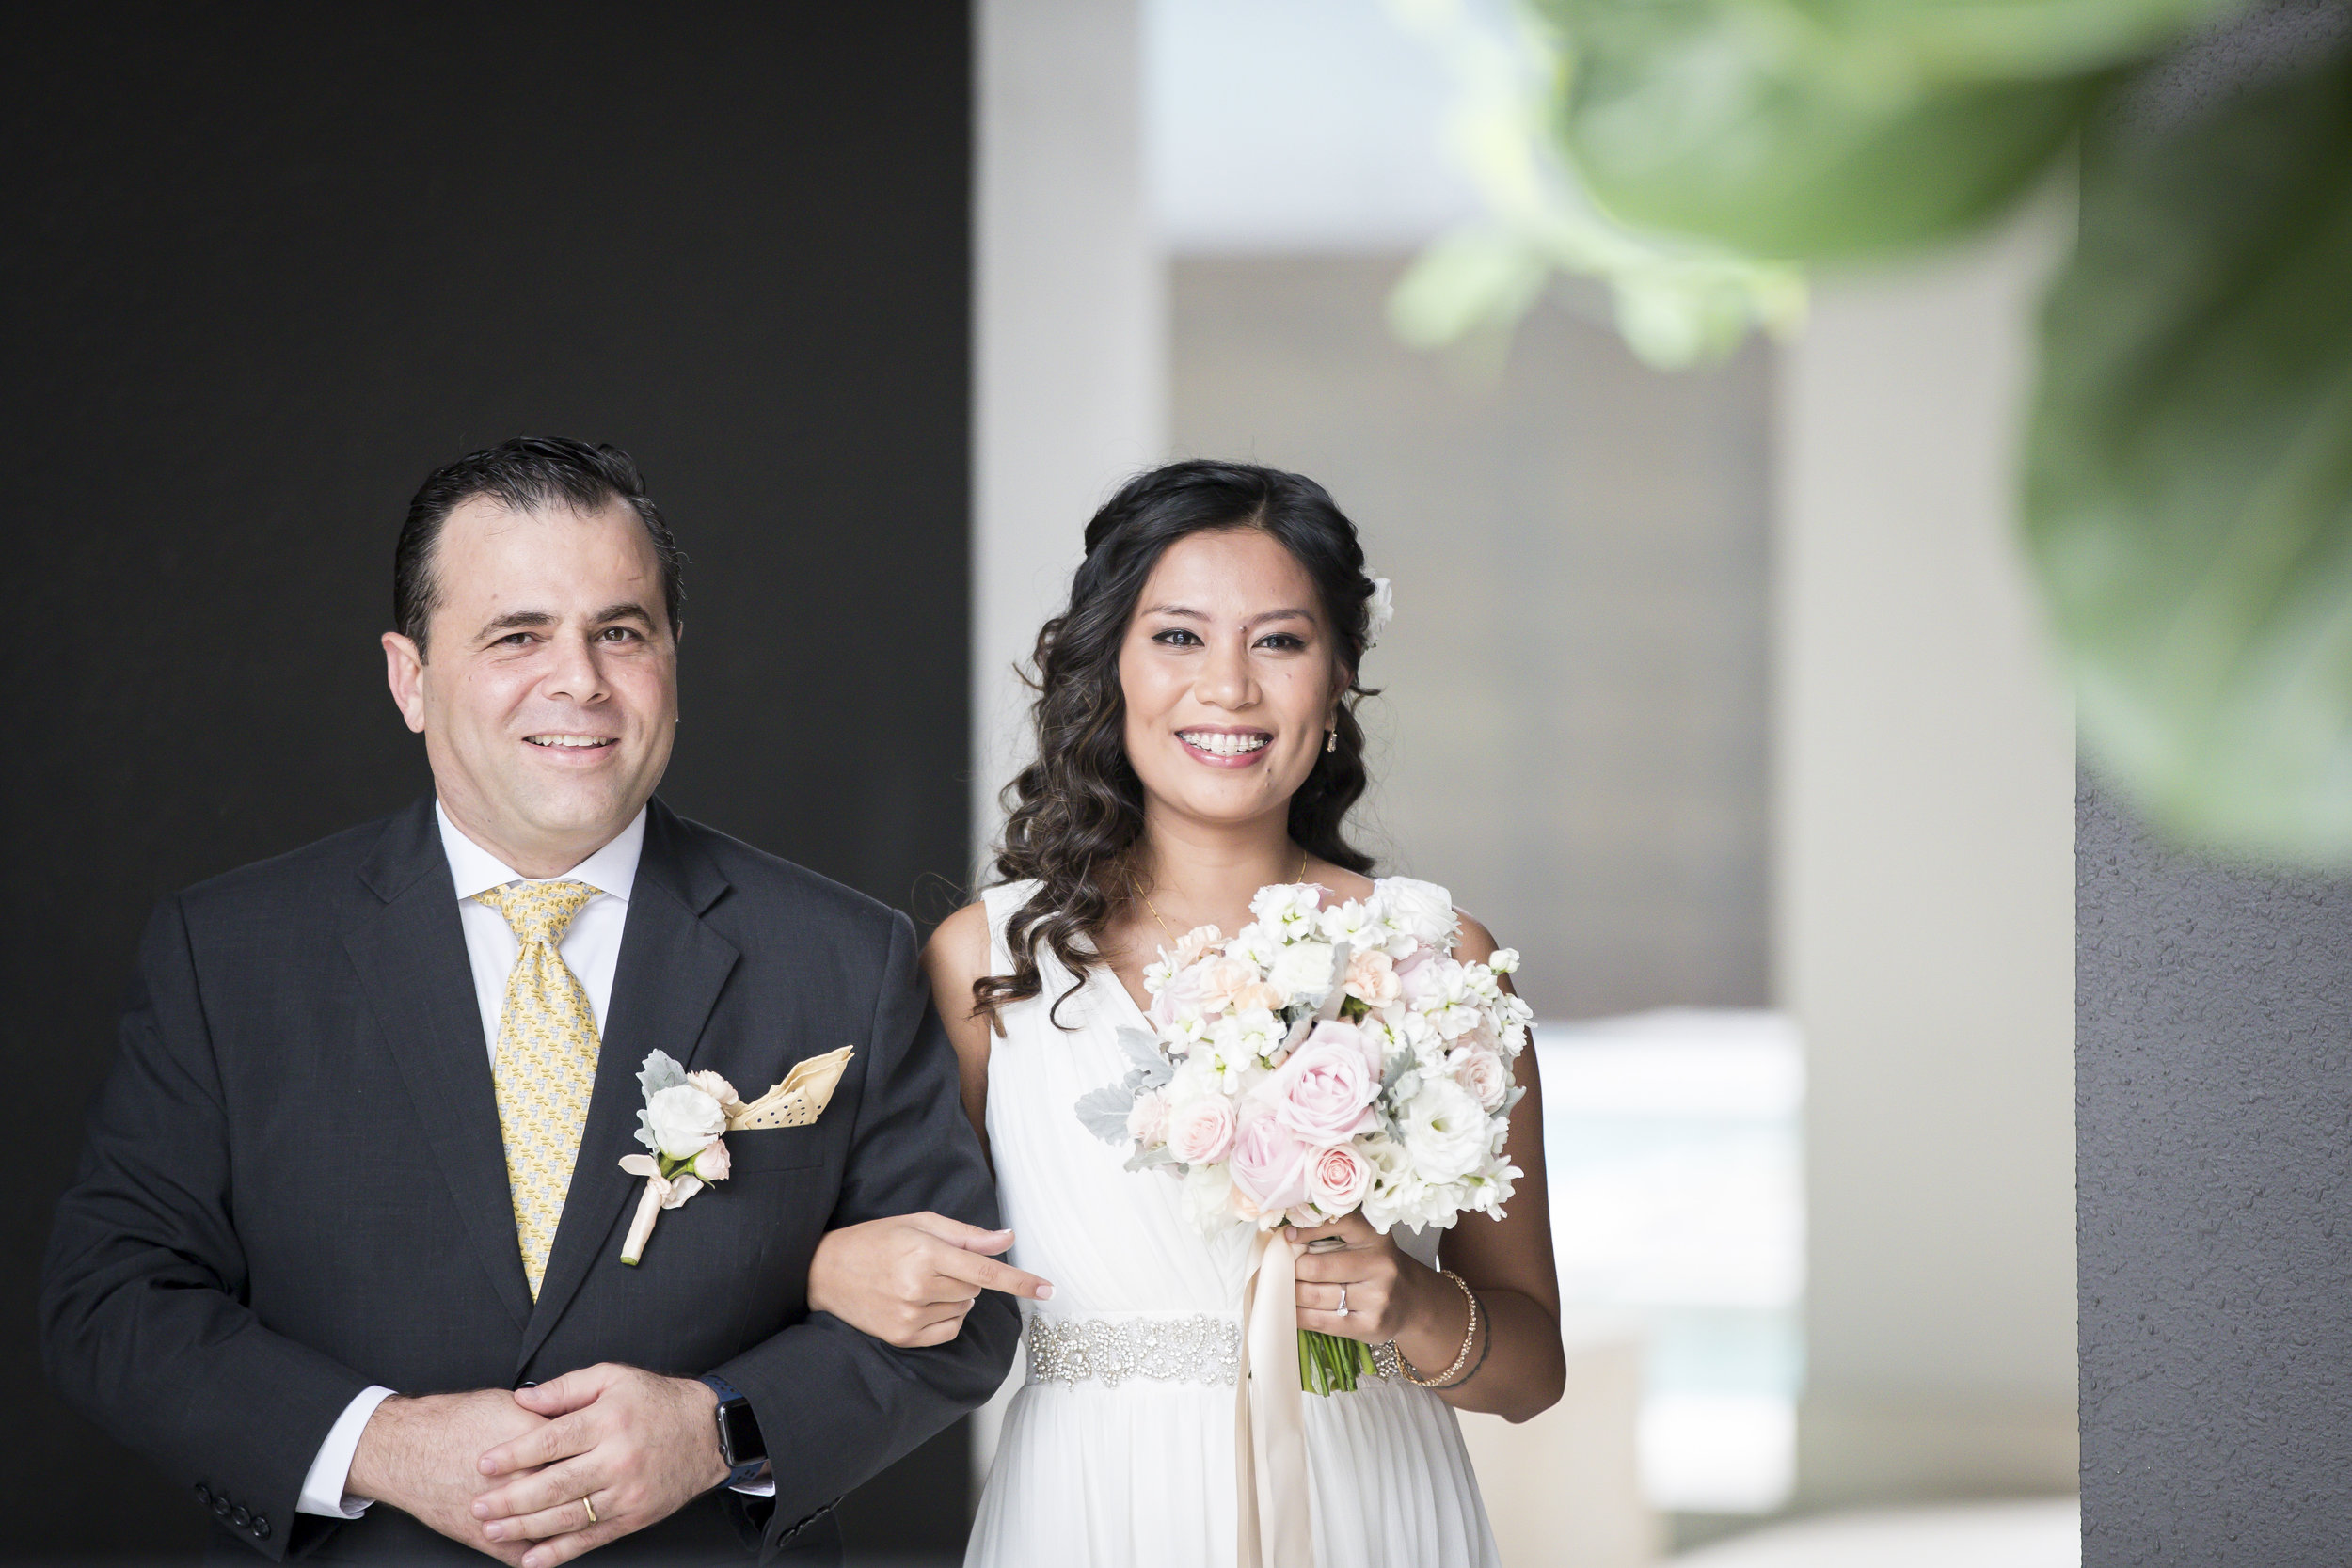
[922,900,992,990]
[1450,909,1503,965]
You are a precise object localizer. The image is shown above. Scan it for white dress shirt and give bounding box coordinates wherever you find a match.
[295,803,645,1518]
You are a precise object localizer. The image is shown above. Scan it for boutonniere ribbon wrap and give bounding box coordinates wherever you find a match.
[618,1045,855,1265]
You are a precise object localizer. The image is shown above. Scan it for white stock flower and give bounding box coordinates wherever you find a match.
[1316,898,1381,947]
[645,1084,727,1160]
[1250,882,1323,937]
[1396,1075,1490,1183]
[1232,923,1281,970]
[1486,946,1520,974]
[1379,878,1458,948]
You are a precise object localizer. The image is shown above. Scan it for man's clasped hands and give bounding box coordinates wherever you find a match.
[340,1213,1046,1566]
[346,1364,729,1568]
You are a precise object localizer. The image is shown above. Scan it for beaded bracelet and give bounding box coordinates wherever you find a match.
[1389,1268,1481,1388]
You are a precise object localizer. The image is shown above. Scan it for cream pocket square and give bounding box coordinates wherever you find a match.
[727,1045,855,1131]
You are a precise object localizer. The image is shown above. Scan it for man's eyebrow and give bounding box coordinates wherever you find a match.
[590,601,657,626]
[475,610,556,640]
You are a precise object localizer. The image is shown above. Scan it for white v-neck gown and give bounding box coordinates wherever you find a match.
[963,880,1502,1568]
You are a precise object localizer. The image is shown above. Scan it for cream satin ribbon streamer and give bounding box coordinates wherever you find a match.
[1234,1227,1313,1568]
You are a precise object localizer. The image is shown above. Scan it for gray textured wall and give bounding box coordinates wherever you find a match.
[2078,776,2352,1563]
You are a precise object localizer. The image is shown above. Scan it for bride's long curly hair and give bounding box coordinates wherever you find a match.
[976,459,1381,1027]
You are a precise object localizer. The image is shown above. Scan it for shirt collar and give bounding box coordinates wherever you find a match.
[435,800,646,904]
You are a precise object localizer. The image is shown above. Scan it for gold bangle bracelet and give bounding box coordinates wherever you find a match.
[1390,1268,1481,1389]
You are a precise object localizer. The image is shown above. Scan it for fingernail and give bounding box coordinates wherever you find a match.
[1036,1283,1054,1300]
[472,1502,489,1518]
[483,1524,502,1540]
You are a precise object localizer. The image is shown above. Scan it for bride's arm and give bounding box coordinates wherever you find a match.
[803,904,1053,1348]
[919,900,998,1152]
[1420,912,1565,1419]
[1290,912,1566,1422]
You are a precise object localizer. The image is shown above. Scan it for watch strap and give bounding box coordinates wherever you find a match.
[698,1374,767,1488]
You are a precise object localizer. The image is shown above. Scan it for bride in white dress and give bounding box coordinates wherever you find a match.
[821,461,1563,1566]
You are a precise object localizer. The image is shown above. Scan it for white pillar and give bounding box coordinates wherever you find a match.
[974,0,1166,877]
[1775,198,2081,1506]
[969,0,1164,1483]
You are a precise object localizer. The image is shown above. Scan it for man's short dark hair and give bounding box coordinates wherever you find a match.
[393,436,686,655]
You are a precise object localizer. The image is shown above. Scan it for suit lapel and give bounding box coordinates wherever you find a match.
[517,801,739,1369]
[342,799,534,1330]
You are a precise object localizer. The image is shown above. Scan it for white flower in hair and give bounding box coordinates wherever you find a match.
[1363,575,1394,648]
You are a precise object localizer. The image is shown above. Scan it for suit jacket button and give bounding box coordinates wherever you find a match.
[194,1483,212,1508]
[231,1505,249,1528]
[255,1515,270,1540]
[213,1496,231,1518]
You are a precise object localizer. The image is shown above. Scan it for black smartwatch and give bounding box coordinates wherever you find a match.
[698,1374,768,1489]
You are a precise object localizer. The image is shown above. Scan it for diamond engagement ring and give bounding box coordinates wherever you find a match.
[1337,1285,1350,1317]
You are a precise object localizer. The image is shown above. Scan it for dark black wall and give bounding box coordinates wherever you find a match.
[2078,777,2352,1564]
[1,5,971,1557]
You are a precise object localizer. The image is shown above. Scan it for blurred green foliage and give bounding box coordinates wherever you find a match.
[1515,0,2352,862]
[2028,47,2352,858]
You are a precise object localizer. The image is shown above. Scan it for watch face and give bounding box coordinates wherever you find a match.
[716,1398,764,1465]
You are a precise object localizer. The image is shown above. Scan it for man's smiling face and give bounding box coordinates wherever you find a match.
[383,494,678,875]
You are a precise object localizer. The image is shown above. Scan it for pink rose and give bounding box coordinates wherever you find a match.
[1308,1143,1372,1214]
[1344,948,1402,1007]
[1256,1034,1378,1145]
[1230,1111,1314,1213]
[1168,1095,1238,1164]
[1301,1019,1383,1078]
[1451,1045,1509,1112]
[691,1139,732,1181]
[1126,1090,1171,1145]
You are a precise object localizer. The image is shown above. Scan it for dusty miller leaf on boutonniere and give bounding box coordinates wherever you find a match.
[618,1051,739,1265]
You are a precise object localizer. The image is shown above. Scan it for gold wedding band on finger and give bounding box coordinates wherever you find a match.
[581,1495,597,1526]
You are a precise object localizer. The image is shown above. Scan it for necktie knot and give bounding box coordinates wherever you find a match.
[475,879,596,945]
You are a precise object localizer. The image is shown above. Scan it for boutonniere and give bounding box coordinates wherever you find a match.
[618,1045,857,1265]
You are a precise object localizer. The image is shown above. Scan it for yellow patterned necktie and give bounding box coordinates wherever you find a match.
[474,879,600,1298]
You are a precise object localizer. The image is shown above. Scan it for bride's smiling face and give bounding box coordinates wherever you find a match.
[1119,527,1348,832]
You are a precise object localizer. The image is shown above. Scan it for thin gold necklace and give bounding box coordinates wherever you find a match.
[1134,847,1311,951]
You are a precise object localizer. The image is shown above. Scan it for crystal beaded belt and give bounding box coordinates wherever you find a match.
[1024,1312,1242,1388]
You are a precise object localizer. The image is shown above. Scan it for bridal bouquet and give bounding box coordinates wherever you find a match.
[1077,876,1531,1393]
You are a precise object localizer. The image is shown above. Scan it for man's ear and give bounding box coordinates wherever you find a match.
[382,631,428,735]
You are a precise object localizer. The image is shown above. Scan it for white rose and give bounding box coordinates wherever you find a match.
[1395,1076,1489,1183]
[1265,940,1338,1006]
[645,1084,727,1160]
[1379,879,1458,949]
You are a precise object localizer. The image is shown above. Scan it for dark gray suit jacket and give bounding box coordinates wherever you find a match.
[40,798,1016,1564]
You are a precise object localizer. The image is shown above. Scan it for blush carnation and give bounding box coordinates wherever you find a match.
[1343,947,1402,1007]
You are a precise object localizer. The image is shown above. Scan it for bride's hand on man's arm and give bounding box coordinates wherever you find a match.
[809,1213,1054,1348]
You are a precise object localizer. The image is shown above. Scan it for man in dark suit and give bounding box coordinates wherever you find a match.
[40,438,1022,1565]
